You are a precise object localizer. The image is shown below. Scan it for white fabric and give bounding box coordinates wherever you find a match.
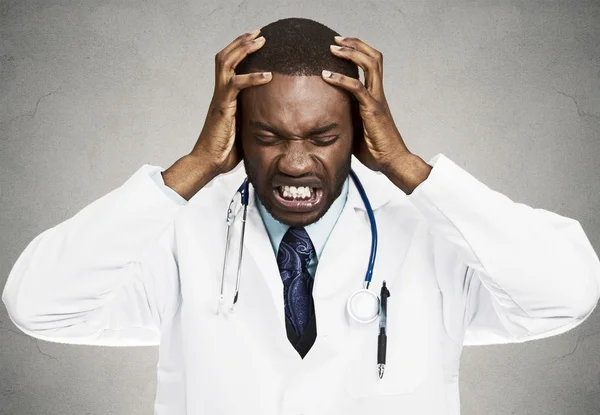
[3,153,600,415]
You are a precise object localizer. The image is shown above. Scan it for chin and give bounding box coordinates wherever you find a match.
[274,212,323,228]
[263,196,330,227]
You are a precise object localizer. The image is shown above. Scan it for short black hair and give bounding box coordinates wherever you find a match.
[236,17,362,142]
[236,17,359,79]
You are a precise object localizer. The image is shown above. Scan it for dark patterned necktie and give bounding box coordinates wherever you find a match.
[276,227,316,336]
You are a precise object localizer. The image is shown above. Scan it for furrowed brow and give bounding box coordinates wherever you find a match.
[249,120,339,137]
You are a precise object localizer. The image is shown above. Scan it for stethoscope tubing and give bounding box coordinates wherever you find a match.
[348,169,378,289]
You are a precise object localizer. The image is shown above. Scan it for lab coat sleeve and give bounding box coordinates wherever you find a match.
[407,153,600,346]
[149,169,190,205]
[2,165,189,346]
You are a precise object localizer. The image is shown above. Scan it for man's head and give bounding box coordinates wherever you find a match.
[235,17,361,228]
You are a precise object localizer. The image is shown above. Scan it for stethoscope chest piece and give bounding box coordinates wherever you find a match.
[347,288,380,323]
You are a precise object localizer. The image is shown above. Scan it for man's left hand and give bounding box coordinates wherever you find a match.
[322,36,432,194]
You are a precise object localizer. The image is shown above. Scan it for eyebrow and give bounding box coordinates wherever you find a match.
[249,120,339,138]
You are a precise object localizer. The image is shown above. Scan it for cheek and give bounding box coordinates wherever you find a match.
[322,140,352,164]
[245,148,277,177]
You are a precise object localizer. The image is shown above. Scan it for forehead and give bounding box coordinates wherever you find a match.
[240,74,352,130]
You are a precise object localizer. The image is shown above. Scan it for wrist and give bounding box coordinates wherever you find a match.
[162,154,218,201]
[384,152,432,195]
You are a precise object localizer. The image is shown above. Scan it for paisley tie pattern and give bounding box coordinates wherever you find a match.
[276,227,316,336]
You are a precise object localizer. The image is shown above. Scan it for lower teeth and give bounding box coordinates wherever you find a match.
[284,195,309,201]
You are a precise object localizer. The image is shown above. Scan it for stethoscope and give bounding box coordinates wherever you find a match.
[218,169,381,324]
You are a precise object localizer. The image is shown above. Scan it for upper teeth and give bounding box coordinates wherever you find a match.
[280,185,312,199]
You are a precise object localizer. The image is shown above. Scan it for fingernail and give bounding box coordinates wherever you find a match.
[262,72,272,78]
[322,70,333,78]
[330,45,342,51]
[253,36,265,42]
[334,36,344,41]
[251,28,261,34]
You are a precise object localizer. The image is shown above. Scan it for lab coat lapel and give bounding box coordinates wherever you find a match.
[312,187,366,298]
[243,186,288,333]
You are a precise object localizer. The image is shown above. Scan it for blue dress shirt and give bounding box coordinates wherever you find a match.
[150,170,349,278]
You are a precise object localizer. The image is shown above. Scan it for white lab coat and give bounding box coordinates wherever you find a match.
[3,153,600,415]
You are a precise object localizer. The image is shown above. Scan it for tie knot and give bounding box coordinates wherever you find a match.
[277,227,315,272]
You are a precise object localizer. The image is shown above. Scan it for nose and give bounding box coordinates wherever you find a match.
[277,140,315,177]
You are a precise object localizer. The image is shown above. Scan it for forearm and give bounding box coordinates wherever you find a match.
[383,152,433,195]
[406,154,600,341]
[162,154,218,201]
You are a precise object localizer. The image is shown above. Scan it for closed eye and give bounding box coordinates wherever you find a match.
[255,136,283,146]
[311,136,339,146]
[255,135,339,146]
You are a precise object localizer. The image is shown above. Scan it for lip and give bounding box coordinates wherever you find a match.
[272,177,322,189]
[272,187,324,213]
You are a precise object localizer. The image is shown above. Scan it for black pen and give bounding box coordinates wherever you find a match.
[378,280,391,379]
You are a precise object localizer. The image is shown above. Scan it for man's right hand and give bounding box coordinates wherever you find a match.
[162,28,272,201]
[191,27,272,175]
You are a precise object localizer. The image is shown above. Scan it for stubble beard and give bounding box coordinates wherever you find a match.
[243,155,352,228]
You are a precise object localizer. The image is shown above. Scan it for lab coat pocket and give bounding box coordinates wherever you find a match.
[344,284,433,397]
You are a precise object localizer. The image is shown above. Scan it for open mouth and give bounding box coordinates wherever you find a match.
[272,185,324,212]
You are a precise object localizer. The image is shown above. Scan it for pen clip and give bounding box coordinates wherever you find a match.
[380,280,390,309]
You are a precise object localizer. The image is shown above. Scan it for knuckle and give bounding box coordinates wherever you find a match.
[352,78,365,91]
[221,55,234,70]
[241,41,253,52]
[373,58,382,72]
[229,75,241,89]
[374,103,388,116]
[244,39,259,50]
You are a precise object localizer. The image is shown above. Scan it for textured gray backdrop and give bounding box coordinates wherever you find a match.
[1,1,599,414]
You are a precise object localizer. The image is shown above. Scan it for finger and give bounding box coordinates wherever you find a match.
[333,36,383,70]
[329,44,383,100]
[221,35,266,73]
[334,36,384,98]
[222,72,273,103]
[217,28,261,63]
[216,36,267,87]
[320,70,379,111]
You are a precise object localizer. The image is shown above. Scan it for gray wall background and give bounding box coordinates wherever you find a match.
[1,0,599,414]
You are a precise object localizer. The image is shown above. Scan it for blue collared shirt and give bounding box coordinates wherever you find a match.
[255,178,349,278]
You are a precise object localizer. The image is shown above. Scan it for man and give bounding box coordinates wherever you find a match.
[3,17,600,415]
